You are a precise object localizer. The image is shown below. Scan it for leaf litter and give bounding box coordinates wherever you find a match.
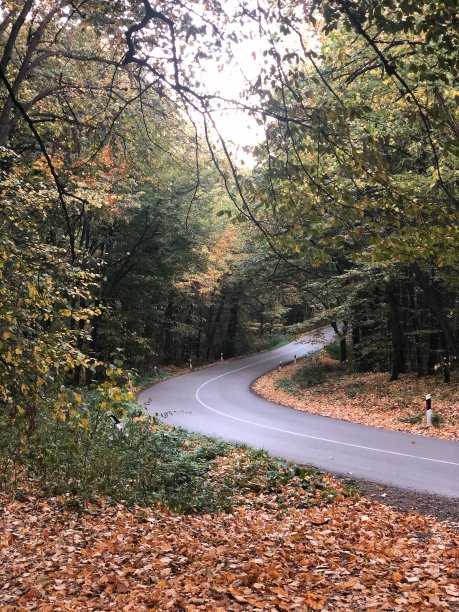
[252,357,459,441]
[1,459,458,611]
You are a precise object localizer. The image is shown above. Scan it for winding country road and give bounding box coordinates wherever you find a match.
[139,328,459,497]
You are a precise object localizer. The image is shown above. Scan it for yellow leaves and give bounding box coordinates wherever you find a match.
[79,418,90,429]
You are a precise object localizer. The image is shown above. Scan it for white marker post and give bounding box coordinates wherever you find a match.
[189,358,192,370]
[425,393,432,427]
[220,352,223,362]
[294,354,297,364]
[278,361,282,371]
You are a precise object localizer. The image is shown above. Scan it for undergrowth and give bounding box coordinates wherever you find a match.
[0,394,346,514]
[276,353,346,394]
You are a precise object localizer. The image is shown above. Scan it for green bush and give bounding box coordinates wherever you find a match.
[324,341,341,360]
[431,412,444,427]
[399,413,423,424]
[276,359,342,394]
[254,333,293,353]
[344,383,365,399]
[0,393,341,514]
[0,396,234,513]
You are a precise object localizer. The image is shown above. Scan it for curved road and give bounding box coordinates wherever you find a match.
[139,329,459,497]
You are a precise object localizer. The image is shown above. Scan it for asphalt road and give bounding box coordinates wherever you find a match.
[139,328,459,497]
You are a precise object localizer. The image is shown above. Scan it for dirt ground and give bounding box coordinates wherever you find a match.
[345,477,459,526]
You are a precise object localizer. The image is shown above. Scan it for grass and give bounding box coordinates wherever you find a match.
[400,412,444,427]
[431,412,444,427]
[344,382,365,398]
[0,392,347,514]
[324,341,341,361]
[399,413,424,424]
[253,332,295,353]
[276,351,346,395]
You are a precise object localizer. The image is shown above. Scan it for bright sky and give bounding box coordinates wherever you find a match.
[203,39,266,164]
[192,3,315,166]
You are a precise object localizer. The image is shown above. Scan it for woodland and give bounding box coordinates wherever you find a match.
[0,0,457,464]
[0,0,458,491]
[0,1,458,609]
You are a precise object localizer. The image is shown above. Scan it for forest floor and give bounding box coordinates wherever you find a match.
[1,465,458,611]
[252,355,459,442]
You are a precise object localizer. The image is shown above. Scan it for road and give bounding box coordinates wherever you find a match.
[138,328,459,497]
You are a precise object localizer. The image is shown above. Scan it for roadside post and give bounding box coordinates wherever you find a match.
[294,354,297,364]
[425,393,432,427]
[189,358,192,370]
[221,352,223,361]
[278,361,282,371]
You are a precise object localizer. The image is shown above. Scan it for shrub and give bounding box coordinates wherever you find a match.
[399,413,423,424]
[324,341,341,360]
[0,393,341,514]
[431,412,444,427]
[344,383,364,398]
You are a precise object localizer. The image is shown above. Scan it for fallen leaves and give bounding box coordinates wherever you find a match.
[253,359,459,440]
[1,487,458,610]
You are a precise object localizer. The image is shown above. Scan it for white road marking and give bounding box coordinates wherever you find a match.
[195,350,459,468]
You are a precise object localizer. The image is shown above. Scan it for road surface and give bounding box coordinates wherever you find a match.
[139,328,459,497]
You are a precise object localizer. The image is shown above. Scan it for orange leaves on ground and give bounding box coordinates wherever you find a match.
[1,490,458,611]
[253,360,459,441]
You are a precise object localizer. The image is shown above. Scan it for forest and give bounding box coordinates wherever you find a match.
[0,1,458,608]
[0,0,458,496]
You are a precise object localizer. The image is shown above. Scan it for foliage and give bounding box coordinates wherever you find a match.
[276,357,345,393]
[0,390,335,513]
[324,341,341,361]
[0,150,99,428]
[399,413,423,425]
[2,478,458,609]
[431,412,444,428]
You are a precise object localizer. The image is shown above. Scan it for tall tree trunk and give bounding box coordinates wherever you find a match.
[387,284,405,381]
[407,282,424,377]
[331,320,348,361]
[413,263,459,359]
[351,325,361,367]
[427,329,440,374]
[163,295,175,363]
[225,301,239,358]
[205,293,226,361]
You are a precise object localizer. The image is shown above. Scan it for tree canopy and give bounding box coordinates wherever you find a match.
[0,0,458,441]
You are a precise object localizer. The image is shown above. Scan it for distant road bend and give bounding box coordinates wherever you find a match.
[139,328,459,497]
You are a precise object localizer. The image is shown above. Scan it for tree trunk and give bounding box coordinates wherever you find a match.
[224,301,239,358]
[205,293,226,361]
[163,295,175,363]
[413,263,459,359]
[387,284,405,381]
[351,325,361,367]
[427,329,440,374]
[331,320,348,362]
[407,282,424,377]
